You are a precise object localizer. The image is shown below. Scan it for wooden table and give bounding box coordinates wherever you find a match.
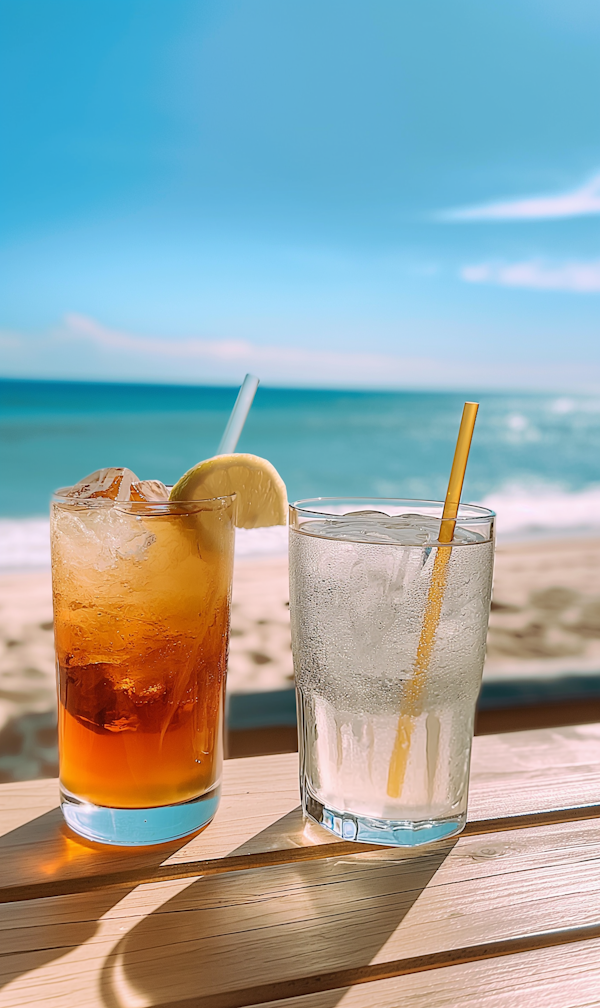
[2,723,600,1007]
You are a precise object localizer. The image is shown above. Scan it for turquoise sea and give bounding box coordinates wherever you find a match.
[2,378,600,564]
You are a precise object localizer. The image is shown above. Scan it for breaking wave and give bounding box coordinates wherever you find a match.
[4,486,600,570]
[0,519,290,570]
[480,483,600,538]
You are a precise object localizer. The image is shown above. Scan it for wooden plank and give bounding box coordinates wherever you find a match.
[235,938,600,1008]
[0,753,300,892]
[468,722,600,822]
[5,934,600,1008]
[3,800,600,907]
[2,723,600,899]
[0,778,62,837]
[2,816,600,1006]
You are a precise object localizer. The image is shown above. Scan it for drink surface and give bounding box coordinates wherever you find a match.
[51,494,234,809]
[290,512,494,823]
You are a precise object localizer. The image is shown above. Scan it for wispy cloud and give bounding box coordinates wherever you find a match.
[58,313,600,391]
[4,313,600,392]
[66,314,267,362]
[461,260,600,292]
[64,313,439,385]
[439,173,600,221]
[0,330,23,349]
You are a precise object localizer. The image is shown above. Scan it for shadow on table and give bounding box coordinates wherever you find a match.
[0,804,456,1007]
[98,809,457,1008]
[0,807,206,993]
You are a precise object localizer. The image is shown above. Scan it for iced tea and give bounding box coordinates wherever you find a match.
[51,476,235,844]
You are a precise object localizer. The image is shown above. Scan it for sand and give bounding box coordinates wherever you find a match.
[2,537,600,780]
[486,537,600,681]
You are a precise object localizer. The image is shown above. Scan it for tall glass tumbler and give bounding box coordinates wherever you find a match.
[289,498,495,847]
[51,491,235,845]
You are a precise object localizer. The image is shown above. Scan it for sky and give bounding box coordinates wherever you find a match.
[1,0,600,390]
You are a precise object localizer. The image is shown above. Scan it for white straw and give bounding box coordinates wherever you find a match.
[217,374,260,454]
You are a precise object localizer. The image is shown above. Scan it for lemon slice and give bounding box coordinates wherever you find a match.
[169,453,287,528]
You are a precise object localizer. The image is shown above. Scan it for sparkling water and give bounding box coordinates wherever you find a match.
[289,508,494,844]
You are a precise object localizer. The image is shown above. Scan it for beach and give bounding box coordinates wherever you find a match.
[2,535,600,781]
[5,379,600,776]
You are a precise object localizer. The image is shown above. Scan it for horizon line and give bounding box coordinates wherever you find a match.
[0,373,596,398]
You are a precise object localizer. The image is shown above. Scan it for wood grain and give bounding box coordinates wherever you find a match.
[236,938,600,1008]
[468,722,600,822]
[0,753,301,892]
[2,724,600,1008]
[2,816,600,1006]
[3,800,600,906]
[2,724,600,899]
[141,927,600,1008]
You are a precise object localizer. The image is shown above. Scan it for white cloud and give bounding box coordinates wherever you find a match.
[439,172,600,221]
[461,259,600,292]
[64,313,443,386]
[0,330,22,349]
[65,313,265,362]
[65,313,423,379]
[4,313,600,392]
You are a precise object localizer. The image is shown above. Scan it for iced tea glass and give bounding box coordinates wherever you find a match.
[51,490,235,845]
[289,498,495,847]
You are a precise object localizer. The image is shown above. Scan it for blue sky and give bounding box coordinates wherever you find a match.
[2,0,600,389]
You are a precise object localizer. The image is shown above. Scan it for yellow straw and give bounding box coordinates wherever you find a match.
[386,402,479,799]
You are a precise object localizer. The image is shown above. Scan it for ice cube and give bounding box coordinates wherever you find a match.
[64,468,139,501]
[130,480,170,502]
[303,513,482,546]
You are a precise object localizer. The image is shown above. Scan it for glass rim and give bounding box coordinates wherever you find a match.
[290,497,495,522]
[51,487,237,507]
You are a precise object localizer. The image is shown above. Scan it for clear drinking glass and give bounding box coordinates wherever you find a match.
[289,498,495,847]
[51,490,235,845]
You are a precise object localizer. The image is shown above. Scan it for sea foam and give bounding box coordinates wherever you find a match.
[480,483,600,538]
[0,518,289,570]
[3,485,600,570]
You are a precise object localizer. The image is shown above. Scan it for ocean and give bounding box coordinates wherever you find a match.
[2,378,600,567]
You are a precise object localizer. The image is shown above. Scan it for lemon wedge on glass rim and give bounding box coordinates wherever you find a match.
[169,453,287,529]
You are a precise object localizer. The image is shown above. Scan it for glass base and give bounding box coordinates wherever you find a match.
[303,789,466,847]
[60,785,220,846]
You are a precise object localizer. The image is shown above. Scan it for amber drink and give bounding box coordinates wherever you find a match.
[51,470,235,845]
